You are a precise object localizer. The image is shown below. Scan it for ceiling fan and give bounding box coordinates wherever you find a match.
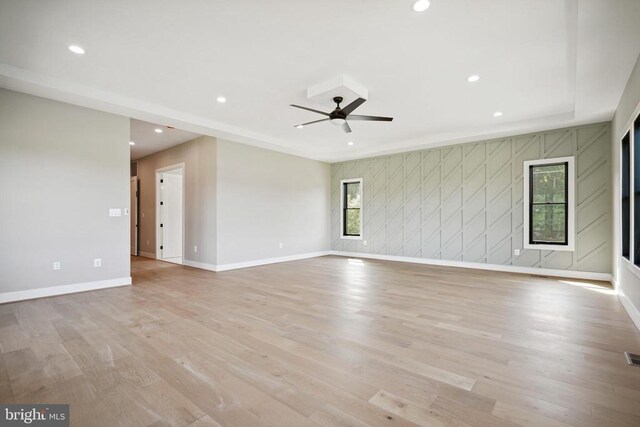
[290,96,393,133]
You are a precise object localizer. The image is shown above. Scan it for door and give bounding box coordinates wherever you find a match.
[157,168,183,263]
[130,177,138,256]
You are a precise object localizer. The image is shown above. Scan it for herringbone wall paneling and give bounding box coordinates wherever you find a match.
[331,122,611,273]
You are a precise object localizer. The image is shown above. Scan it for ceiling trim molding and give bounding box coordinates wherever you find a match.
[0,62,613,164]
[327,113,612,163]
[0,62,319,160]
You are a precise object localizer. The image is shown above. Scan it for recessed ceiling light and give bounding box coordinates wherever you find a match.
[412,0,430,12]
[154,128,163,133]
[129,141,135,146]
[467,75,480,82]
[68,45,85,55]
[347,141,354,146]
[295,125,304,129]
[216,96,227,103]
[493,111,503,117]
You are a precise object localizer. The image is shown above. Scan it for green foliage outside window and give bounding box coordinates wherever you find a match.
[531,164,567,243]
[344,182,361,236]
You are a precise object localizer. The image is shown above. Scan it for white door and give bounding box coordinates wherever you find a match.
[159,170,183,262]
[130,177,138,256]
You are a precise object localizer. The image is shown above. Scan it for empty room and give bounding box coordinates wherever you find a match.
[2,1,640,426]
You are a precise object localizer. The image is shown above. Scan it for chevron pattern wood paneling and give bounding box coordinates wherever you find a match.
[331,122,611,273]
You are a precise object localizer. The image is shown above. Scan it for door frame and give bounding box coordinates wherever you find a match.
[130,176,138,256]
[155,163,185,262]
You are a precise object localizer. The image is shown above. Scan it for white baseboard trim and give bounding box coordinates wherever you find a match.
[161,257,183,265]
[329,251,612,282]
[216,251,331,272]
[0,277,132,304]
[619,290,640,332]
[183,259,218,272]
[182,251,332,273]
[138,251,156,259]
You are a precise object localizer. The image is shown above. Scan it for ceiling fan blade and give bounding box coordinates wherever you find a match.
[340,98,367,116]
[347,114,394,122]
[342,121,352,133]
[294,118,329,127]
[290,104,330,116]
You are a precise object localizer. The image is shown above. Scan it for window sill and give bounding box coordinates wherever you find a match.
[340,235,363,241]
[524,243,574,252]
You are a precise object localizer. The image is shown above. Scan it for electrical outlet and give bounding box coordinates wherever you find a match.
[279,242,283,249]
[94,258,102,267]
[363,240,368,246]
[514,249,520,256]
[53,262,61,271]
[193,245,198,253]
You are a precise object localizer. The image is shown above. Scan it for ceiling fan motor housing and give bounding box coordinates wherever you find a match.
[330,97,347,125]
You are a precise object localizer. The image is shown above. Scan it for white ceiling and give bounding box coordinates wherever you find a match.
[1,0,639,162]
[130,119,200,160]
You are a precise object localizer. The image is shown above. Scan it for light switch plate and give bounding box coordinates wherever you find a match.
[109,208,122,217]
[124,208,130,216]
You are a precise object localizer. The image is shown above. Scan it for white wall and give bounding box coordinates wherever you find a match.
[216,139,331,266]
[612,54,640,329]
[0,89,130,299]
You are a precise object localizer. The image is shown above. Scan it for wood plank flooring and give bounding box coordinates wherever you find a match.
[1,255,640,426]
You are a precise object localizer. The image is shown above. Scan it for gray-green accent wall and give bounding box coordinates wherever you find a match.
[331,122,611,274]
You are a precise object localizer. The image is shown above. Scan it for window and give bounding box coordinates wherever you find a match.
[622,131,631,260]
[340,178,362,239]
[635,118,640,267]
[523,157,575,251]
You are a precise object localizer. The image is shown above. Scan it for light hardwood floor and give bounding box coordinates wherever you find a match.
[1,256,640,426]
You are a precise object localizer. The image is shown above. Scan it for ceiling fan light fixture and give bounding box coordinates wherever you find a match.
[330,118,346,126]
[412,0,430,12]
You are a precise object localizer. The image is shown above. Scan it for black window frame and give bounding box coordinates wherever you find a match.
[342,181,361,237]
[633,117,640,267]
[622,130,631,260]
[528,162,569,246]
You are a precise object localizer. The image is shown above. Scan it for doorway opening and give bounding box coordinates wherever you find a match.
[156,164,184,265]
